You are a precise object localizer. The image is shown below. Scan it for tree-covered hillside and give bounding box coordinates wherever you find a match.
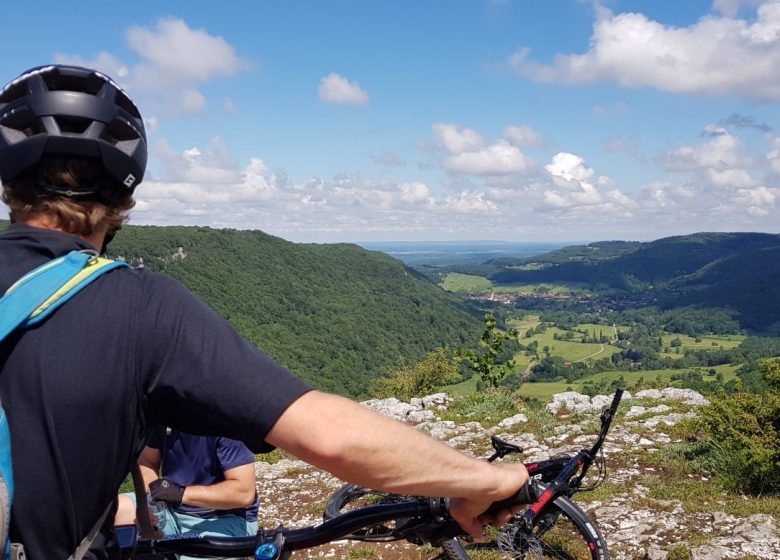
[485,232,780,333]
[105,225,482,395]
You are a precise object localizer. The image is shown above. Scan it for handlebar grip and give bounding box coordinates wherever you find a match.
[482,481,537,517]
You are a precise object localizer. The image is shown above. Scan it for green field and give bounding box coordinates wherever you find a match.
[443,313,744,403]
[514,364,740,402]
[446,365,739,403]
[659,334,745,359]
[490,282,593,295]
[507,314,542,335]
[518,327,621,363]
[440,273,492,293]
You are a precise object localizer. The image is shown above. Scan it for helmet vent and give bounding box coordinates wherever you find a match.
[0,81,29,104]
[0,105,34,131]
[113,89,141,119]
[0,124,29,145]
[53,115,92,135]
[103,116,140,143]
[41,71,103,96]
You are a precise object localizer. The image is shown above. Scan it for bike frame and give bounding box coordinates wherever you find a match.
[121,388,624,559]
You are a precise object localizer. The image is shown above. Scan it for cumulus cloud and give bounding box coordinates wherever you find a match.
[433,124,532,176]
[446,141,532,175]
[541,152,634,212]
[55,18,250,114]
[399,181,432,204]
[508,1,780,101]
[124,121,780,242]
[441,191,497,213]
[713,0,764,17]
[433,123,485,154]
[126,19,248,87]
[318,73,370,105]
[658,126,770,191]
[503,124,544,147]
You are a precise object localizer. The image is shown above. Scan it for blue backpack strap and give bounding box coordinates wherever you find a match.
[0,250,129,558]
[0,250,129,339]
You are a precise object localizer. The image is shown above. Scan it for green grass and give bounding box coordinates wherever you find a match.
[440,272,492,293]
[642,475,780,517]
[660,333,745,352]
[516,381,574,400]
[520,327,621,363]
[507,314,541,335]
[512,364,740,402]
[490,282,594,295]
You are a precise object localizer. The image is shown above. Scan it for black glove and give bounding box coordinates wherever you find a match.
[149,478,186,506]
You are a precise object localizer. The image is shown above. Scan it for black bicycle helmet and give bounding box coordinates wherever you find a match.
[0,64,147,197]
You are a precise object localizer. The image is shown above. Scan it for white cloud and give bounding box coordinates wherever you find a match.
[509,1,780,101]
[714,0,765,17]
[441,191,498,213]
[546,152,595,187]
[446,141,532,176]
[735,185,777,208]
[660,127,765,189]
[541,152,634,211]
[154,137,241,184]
[126,121,780,242]
[55,18,249,115]
[126,18,248,87]
[432,124,532,176]
[432,123,485,154]
[399,182,432,204]
[318,73,370,105]
[503,124,544,147]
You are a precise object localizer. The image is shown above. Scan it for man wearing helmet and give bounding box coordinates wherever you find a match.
[0,65,528,559]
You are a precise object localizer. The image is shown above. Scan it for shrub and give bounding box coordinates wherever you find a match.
[373,348,460,401]
[689,359,780,494]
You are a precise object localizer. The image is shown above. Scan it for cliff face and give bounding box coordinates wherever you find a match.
[253,390,780,560]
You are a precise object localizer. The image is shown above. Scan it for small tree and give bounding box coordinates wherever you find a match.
[374,348,460,401]
[458,313,518,389]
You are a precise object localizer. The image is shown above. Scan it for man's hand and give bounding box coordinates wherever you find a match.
[149,478,186,506]
[448,463,530,538]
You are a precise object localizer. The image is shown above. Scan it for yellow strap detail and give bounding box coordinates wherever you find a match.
[3,254,69,296]
[29,258,116,319]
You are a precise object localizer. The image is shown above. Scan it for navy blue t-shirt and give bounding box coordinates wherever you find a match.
[0,223,313,559]
[147,427,259,521]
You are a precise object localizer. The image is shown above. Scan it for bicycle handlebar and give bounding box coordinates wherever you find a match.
[482,479,538,516]
[125,388,623,558]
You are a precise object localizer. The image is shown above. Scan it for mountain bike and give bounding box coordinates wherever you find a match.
[119,388,623,559]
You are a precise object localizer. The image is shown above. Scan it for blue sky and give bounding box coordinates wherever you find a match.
[2,0,779,243]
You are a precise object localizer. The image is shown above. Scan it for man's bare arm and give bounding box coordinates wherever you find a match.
[137,446,162,490]
[266,391,528,537]
[180,463,257,510]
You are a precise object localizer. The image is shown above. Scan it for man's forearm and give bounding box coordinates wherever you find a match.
[181,479,256,510]
[139,463,159,492]
[266,391,526,502]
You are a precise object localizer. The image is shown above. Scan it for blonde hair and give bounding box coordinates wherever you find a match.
[1,158,134,237]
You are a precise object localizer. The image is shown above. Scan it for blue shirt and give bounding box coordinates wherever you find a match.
[148,427,259,522]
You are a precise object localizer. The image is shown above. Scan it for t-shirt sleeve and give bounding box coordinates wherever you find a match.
[145,425,166,450]
[216,437,256,472]
[137,272,313,453]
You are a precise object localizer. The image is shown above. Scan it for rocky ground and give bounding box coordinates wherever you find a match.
[254,389,779,560]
